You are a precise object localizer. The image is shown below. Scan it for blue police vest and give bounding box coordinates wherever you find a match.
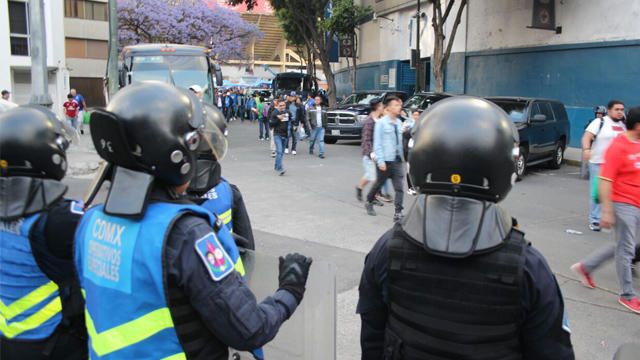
[74,202,241,360]
[200,180,233,232]
[0,214,63,340]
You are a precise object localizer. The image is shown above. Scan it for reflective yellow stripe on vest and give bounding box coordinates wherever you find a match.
[85,305,182,357]
[0,281,61,338]
[219,209,232,226]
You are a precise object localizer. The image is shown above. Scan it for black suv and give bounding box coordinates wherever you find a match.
[324,90,407,144]
[486,97,571,181]
[403,92,459,115]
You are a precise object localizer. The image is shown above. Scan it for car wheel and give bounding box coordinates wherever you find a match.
[516,146,527,182]
[324,139,338,144]
[548,141,564,169]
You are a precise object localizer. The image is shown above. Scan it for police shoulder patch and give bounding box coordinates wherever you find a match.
[195,232,234,281]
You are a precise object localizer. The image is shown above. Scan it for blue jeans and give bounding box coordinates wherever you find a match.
[259,118,270,139]
[309,127,325,155]
[250,112,257,122]
[274,135,286,171]
[66,116,78,129]
[225,106,234,121]
[285,124,297,151]
[589,162,601,223]
[237,105,244,119]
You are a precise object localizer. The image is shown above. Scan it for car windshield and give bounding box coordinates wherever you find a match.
[342,93,383,105]
[403,95,447,110]
[489,101,527,123]
[130,55,209,90]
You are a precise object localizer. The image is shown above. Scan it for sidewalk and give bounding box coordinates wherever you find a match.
[66,128,102,177]
[564,147,582,167]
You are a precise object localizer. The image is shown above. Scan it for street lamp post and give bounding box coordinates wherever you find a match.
[415,0,421,94]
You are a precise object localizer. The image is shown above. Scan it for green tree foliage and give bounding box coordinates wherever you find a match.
[322,0,372,92]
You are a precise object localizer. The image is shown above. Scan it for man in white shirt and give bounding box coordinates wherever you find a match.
[306,95,327,158]
[581,99,627,231]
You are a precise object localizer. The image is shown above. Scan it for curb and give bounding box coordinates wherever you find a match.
[563,159,582,167]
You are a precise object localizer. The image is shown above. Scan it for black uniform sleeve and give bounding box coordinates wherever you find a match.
[165,214,298,351]
[357,229,393,360]
[43,200,83,259]
[230,184,255,250]
[521,246,575,359]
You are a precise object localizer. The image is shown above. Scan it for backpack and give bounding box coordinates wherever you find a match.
[585,117,605,143]
[262,103,271,118]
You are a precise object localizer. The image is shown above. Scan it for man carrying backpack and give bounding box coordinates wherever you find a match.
[258,97,270,141]
[581,100,627,231]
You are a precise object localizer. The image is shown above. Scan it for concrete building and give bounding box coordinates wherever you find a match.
[334,0,640,147]
[1,0,70,116]
[63,0,109,107]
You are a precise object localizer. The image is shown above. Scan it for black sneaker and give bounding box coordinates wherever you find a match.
[80,129,85,135]
[356,187,363,202]
[309,150,314,155]
[393,212,404,222]
[365,202,377,216]
[590,222,601,232]
[372,198,384,207]
[319,154,325,159]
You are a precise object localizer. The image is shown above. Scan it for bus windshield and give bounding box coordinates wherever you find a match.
[129,55,212,101]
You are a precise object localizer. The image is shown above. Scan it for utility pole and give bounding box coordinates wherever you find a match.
[107,0,119,101]
[28,0,53,108]
[414,0,421,94]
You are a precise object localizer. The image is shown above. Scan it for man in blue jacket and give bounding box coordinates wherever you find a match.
[364,96,405,222]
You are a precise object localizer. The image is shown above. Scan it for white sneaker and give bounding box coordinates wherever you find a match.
[285,149,289,154]
[407,188,417,196]
[292,150,297,155]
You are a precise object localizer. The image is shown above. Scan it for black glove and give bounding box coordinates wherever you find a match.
[231,233,250,255]
[277,253,312,304]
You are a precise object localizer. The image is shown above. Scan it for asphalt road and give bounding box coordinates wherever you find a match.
[64,120,639,360]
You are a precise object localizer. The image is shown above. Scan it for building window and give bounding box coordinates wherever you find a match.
[66,38,109,59]
[65,0,108,21]
[8,1,30,56]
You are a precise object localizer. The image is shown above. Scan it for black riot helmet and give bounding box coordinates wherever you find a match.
[186,103,229,195]
[0,105,77,180]
[90,81,208,187]
[409,96,519,203]
[594,106,607,116]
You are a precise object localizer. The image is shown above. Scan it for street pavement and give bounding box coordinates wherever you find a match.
[64,121,639,360]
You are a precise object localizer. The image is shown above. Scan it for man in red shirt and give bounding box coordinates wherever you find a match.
[572,106,640,314]
[62,93,80,129]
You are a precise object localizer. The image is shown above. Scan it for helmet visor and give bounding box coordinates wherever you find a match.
[198,115,228,161]
[58,119,80,150]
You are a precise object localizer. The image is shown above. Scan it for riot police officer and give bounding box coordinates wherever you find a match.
[186,102,256,249]
[357,97,575,359]
[74,82,312,360]
[0,106,87,359]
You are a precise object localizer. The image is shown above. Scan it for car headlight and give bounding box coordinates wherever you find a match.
[356,115,368,122]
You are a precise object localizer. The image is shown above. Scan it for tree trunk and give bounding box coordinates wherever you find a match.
[306,46,313,76]
[351,33,358,93]
[319,52,337,107]
[345,53,354,93]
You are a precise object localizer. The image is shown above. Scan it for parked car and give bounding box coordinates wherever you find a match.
[486,97,571,181]
[403,92,459,115]
[324,90,408,144]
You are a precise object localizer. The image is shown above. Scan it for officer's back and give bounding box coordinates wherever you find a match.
[357,97,575,359]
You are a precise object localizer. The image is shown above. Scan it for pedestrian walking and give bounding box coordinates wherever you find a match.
[284,92,303,155]
[364,96,406,222]
[0,106,88,360]
[307,95,327,158]
[357,97,575,359]
[70,88,87,134]
[581,99,627,231]
[403,110,419,195]
[257,96,270,141]
[572,106,640,314]
[62,93,80,129]
[271,99,292,175]
[356,98,384,203]
[247,94,258,123]
[224,91,235,122]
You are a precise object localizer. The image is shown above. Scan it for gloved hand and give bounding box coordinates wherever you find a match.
[278,253,312,304]
[231,233,250,255]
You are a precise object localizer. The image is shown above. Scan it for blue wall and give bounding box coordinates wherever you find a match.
[463,40,640,147]
[334,40,640,147]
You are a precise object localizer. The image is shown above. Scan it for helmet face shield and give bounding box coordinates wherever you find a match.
[58,120,79,150]
[198,115,228,161]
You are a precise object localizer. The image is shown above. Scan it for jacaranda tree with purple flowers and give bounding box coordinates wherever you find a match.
[118,0,263,61]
